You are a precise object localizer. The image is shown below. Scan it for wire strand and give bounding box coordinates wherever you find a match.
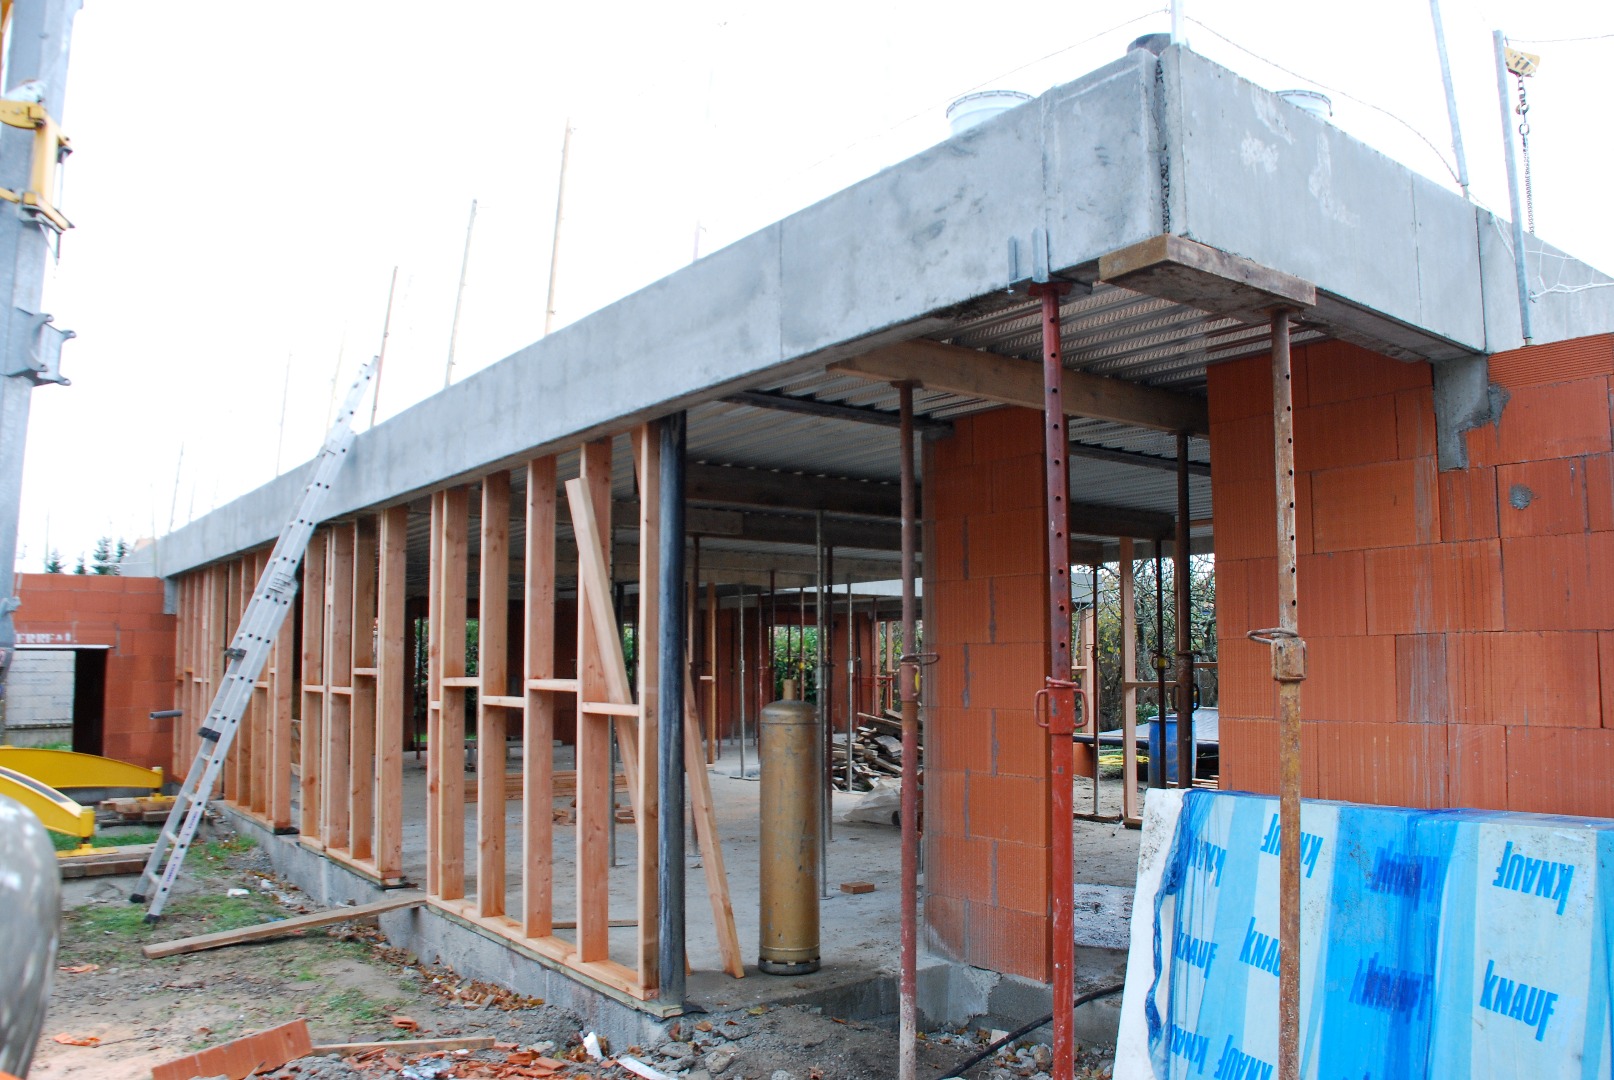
[1183,16,1462,187]
[1509,32,1614,44]
[795,7,1169,178]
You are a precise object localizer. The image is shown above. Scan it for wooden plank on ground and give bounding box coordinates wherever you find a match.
[142,893,426,959]
[309,1035,497,1056]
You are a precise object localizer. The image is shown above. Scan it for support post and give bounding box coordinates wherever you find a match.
[896,382,920,1080]
[657,413,687,1007]
[1252,310,1305,1080]
[1428,0,1470,199]
[1493,29,1533,344]
[477,472,510,917]
[0,0,80,737]
[1118,539,1139,824]
[1031,280,1079,1080]
[1174,432,1194,788]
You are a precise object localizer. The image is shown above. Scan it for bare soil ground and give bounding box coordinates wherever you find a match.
[32,827,1114,1080]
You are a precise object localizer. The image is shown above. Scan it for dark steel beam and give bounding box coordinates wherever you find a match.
[1067,440,1210,477]
[686,462,904,519]
[724,389,952,435]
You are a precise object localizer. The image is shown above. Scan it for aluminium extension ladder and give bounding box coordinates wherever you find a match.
[132,357,376,921]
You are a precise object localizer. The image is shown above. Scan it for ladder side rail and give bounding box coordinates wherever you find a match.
[135,358,375,919]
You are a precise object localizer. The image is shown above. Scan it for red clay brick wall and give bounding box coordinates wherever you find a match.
[1211,334,1614,815]
[924,406,1054,982]
[12,574,176,769]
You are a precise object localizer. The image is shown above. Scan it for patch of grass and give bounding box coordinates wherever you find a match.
[196,834,255,862]
[49,826,162,852]
[318,986,403,1027]
[162,891,284,934]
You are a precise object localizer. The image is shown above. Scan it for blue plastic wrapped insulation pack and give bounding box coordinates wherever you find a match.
[1114,788,1614,1079]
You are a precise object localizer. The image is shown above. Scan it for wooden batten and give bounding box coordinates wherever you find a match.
[477,471,511,919]
[350,518,379,864]
[570,440,614,964]
[376,505,407,879]
[323,524,355,853]
[524,455,558,940]
[632,422,661,992]
[431,486,470,902]
[299,531,328,841]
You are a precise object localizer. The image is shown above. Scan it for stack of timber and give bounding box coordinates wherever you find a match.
[831,711,920,792]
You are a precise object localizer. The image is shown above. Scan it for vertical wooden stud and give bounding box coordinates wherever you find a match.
[632,423,661,990]
[574,439,613,963]
[524,457,557,939]
[350,517,379,864]
[376,505,408,881]
[436,487,469,901]
[324,524,355,853]
[478,472,511,918]
[299,531,328,843]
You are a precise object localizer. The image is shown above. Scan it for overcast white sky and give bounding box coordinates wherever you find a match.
[13,0,1614,571]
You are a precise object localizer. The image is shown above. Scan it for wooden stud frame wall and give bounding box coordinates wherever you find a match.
[170,423,740,1005]
[297,517,407,885]
[421,426,740,1002]
[170,514,404,878]
[173,548,298,835]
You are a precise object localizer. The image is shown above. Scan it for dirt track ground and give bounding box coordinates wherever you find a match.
[31,827,1114,1080]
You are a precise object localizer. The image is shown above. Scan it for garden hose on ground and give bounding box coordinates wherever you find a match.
[935,982,1127,1079]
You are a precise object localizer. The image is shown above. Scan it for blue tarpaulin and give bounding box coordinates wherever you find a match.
[1115,789,1614,1079]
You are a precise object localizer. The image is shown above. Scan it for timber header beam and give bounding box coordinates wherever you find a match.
[833,339,1209,436]
[1098,234,1316,320]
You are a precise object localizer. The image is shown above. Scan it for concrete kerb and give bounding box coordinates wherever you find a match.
[222,808,677,1051]
[225,803,1128,1047]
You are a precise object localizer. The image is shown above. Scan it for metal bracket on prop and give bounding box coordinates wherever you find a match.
[1008,228,1092,296]
[2,308,72,385]
[1248,627,1307,682]
[1035,678,1084,737]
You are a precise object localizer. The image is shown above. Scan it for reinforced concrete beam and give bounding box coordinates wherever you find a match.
[832,339,1209,436]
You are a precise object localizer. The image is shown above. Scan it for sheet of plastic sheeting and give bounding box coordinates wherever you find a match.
[1114,788,1614,1080]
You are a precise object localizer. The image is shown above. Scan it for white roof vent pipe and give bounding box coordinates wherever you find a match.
[1277,89,1333,120]
[945,90,1032,136]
